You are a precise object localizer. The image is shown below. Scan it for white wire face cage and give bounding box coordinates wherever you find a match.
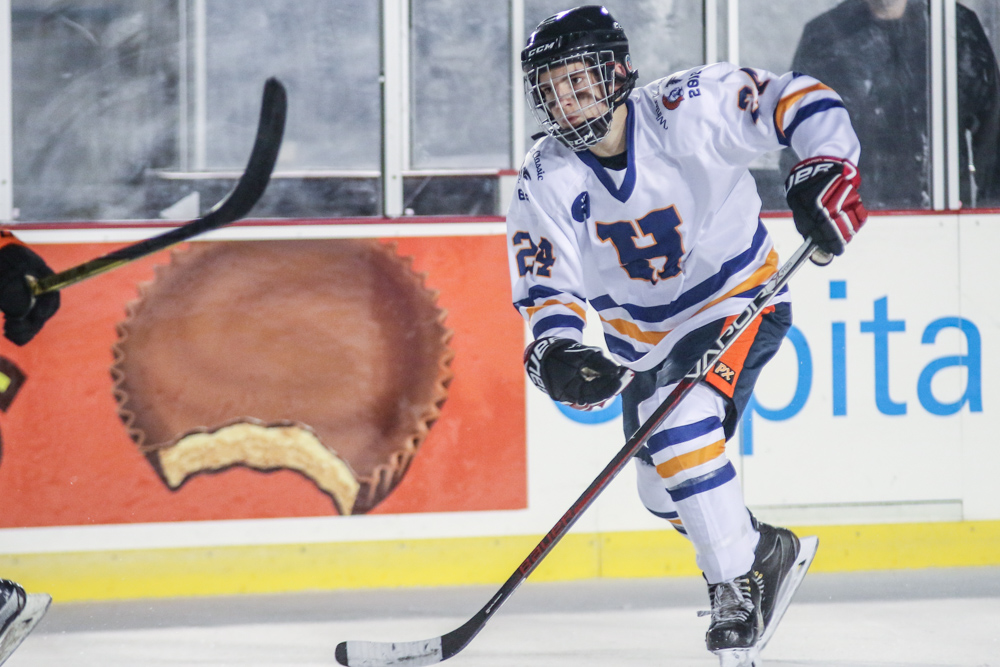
[525,51,620,151]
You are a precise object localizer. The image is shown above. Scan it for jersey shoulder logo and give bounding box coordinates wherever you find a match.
[520,166,531,182]
[571,192,590,222]
[662,87,684,110]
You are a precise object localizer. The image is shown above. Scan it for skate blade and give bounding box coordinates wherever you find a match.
[713,645,760,667]
[757,535,818,651]
[0,593,51,666]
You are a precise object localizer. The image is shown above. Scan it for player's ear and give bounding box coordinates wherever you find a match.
[611,62,629,91]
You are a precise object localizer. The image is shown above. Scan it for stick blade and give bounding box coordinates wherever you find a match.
[204,76,287,223]
[0,593,51,666]
[336,637,444,667]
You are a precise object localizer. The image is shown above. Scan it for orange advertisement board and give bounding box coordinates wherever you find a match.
[0,234,526,527]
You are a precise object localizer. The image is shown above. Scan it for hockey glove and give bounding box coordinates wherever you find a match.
[0,243,60,346]
[785,156,868,264]
[524,337,634,411]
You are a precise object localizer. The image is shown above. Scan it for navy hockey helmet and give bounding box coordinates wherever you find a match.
[521,5,638,151]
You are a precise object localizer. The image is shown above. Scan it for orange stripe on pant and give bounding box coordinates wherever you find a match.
[655,438,727,479]
[703,305,775,400]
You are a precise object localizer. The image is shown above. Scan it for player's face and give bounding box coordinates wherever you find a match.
[536,60,609,130]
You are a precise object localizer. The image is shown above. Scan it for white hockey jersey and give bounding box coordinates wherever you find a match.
[507,62,861,371]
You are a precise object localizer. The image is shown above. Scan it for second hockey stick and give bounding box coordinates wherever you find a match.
[29,76,287,296]
[334,238,820,667]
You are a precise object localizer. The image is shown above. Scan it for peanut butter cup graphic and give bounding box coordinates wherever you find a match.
[111,239,453,514]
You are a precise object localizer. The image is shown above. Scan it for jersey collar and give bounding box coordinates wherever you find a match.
[576,98,637,203]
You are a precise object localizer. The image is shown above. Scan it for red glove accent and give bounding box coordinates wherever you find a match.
[785,156,868,258]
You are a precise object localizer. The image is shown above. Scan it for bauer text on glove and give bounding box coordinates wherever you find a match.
[785,156,868,258]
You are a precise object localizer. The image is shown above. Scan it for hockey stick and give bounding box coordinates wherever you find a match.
[335,238,821,667]
[29,76,287,296]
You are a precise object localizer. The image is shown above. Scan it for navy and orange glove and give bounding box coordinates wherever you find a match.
[524,337,634,411]
[785,156,868,265]
[0,232,60,345]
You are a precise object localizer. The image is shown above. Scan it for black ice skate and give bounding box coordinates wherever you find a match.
[0,581,24,638]
[704,521,818,667]
[0,579,51,666]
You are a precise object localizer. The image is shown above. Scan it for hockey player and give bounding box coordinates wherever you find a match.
[0,230,57,662]
[508,6,867,666]
[0,230,60,346]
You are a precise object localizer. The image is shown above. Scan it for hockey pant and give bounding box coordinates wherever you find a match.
[622,303,792,584]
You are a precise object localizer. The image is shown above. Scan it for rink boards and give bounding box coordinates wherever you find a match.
[1,212,999,600]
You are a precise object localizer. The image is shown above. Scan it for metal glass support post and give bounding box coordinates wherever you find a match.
[930,0,946,210]
[944,0,961,209]
[704,0,719,65]
[177,0,208,172]
[500,0,526,216]
[192,0,207,170]
[510,0,525,170]
[0,0,13,221]
[726,0,739,67]
[381,0,407,217]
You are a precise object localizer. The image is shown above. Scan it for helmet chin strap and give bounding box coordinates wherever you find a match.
[588,104,629,157]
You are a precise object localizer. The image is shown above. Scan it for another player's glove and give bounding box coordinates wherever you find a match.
[785,156,868,265]
[0,240,60,346]
[524,337,634,411]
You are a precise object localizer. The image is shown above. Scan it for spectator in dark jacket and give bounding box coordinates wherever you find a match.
[788,0,1000,209]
